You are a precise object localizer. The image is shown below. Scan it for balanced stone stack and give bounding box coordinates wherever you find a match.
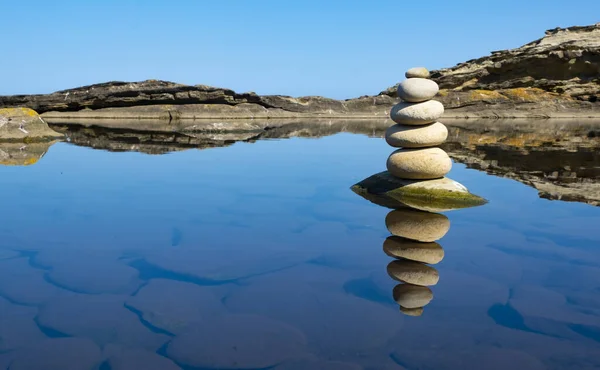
[386,67,451,180]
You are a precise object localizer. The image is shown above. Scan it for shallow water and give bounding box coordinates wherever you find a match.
[1,122,600,369]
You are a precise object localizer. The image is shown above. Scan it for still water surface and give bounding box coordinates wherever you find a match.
[0,123,599,369]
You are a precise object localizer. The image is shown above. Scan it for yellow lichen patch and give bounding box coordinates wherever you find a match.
[467,90,508,101]
[501,88,558,102]
[437,89,449,97]
[0,157,39,166]
[466,134,500,145]
[501,133,551,147]
[0,107,40,118]
[452,78,479,91]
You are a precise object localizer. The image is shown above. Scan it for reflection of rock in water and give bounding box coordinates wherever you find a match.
[383,208,446,316]
[0,141,57,166]
[442,120,600,206]
[353,175,485,316]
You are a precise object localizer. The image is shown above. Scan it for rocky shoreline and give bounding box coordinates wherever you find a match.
[1,24,599,122]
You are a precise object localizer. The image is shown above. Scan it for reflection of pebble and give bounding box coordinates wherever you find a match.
[383,236,444,264]
[37,294,170,351]
[400,307,424,317]
[104,344,181,370]
[385,209,450,242]
[393,284,434,309]
[125,279,224,334]
[167,314,307,369]
[387,260,439,286]
[9,338,102,370]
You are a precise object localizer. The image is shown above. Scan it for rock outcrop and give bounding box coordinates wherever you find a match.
[1,24,598,119]
[380,24,600,118]
[0,81,394,120]
[0,108,63,141]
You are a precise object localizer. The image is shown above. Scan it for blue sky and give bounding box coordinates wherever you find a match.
[2,1,598,98]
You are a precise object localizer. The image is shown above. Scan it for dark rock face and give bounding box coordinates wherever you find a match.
[0,80,395,118]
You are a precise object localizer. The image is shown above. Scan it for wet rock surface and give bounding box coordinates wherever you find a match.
[8,338,102,370]
[36,294,171,350]
[166,314,307,369]
[125,279,225,334]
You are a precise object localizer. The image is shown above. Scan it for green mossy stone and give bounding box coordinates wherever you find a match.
[351,171,487,212]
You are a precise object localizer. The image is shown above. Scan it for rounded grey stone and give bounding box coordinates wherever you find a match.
[385,121,448,148]
[383,236,445,264]
[387,260,440,286]
[385,209,450,242]
[390,100,444,125]
[397,78,440,103]
[393,283,434,308]
[386,147,452,180]
[405,67,430,79]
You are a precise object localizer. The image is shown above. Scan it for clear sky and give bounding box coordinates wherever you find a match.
[2,0,599,98]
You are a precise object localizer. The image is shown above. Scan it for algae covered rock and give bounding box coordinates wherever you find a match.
[351,171,486,212]
[0,108,63,141]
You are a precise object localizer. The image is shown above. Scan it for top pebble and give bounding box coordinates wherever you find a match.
[405,67,430,79]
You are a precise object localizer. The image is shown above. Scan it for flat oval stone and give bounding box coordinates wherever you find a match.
[386,147,452,180]
[385,209,450,242]
[385,122,448,148]
[397,78,439,103]
[390,100,444,125]
[393,284,434,308]
[405,67,430,79]
[387,260,440,286]
[383,236,445,264]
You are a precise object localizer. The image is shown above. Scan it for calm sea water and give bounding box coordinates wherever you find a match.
[1,124,600,370]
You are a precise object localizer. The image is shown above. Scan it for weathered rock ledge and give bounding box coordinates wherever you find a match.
[1,23,599,120]
[381,23,600,118]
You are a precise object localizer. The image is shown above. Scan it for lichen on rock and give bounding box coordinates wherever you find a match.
[0,107,63,141]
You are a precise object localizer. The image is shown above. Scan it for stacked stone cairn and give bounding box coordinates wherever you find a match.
[386,67,451,181]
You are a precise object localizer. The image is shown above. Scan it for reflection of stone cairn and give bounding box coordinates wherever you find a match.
[384,208,448,316]
[386,67,451,181]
